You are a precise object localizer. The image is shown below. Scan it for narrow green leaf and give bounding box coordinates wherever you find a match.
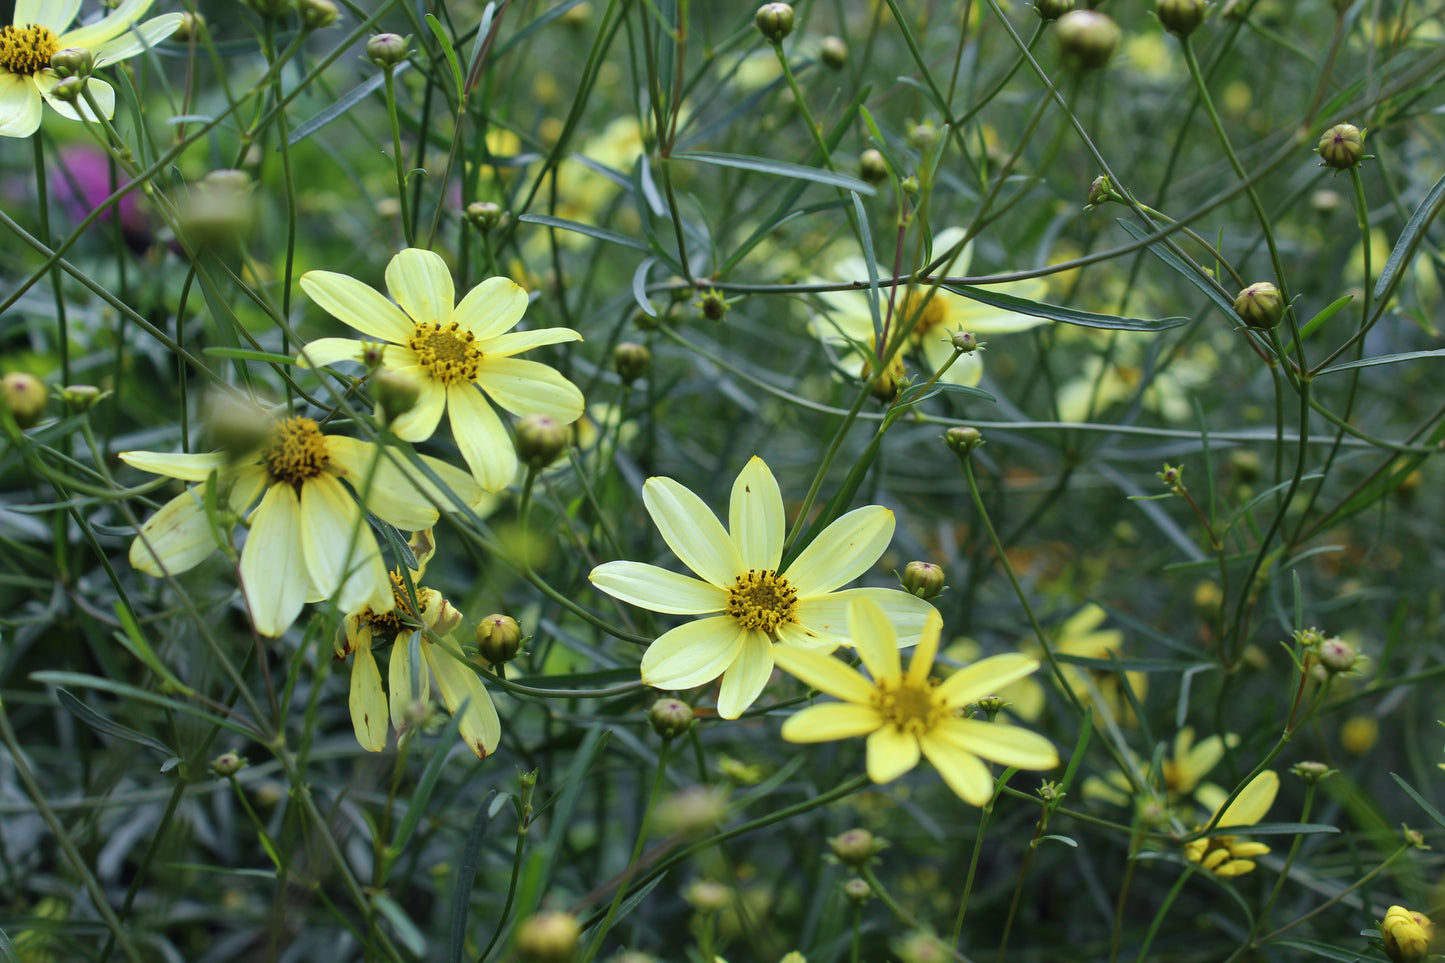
[288,64,410,147]
[449,790,499,963]
[202,347,298,365]
[1116,218,1237,319]
[1315,347,1445,376]
[943,283,1187,331]
[373,893,428,956]
[1281,294,1352,354]
[1267,939,1379,962]
[1037,834,1079,848]
[674,150,877,195]
[1375,168,1445,302]
[1193,821,1340,838]
[633,255,660,317]
[518,213,652,253]
[31,672,256,739]
[425,14,465,98]
[1391,772,1445,830]
[113,602,190,692]
[389,708,467,858]
[55,688,175,758]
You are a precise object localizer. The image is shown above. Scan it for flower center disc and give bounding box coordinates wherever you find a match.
[261,417,331,487]
[408,321,482,386]
[364,571,433,635]
[725,569,798,634]
[875,678,942,735]
[900,291,949,340]
[0,24,60,76]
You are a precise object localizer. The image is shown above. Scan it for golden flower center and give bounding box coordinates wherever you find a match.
[900,290,949,341]
[407,321,482,386]
[363,571,434,635]
[0,24,60,76]
[873,677,944,736]
[261,417,330,487]
[725,569,798,634]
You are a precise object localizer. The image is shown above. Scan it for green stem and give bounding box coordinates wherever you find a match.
[383,66,415,248]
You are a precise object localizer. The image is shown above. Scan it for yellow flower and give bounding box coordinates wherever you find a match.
[1054,333,1216,423]
[1082,727,1239,807]
[298,249,585,491]
[121,416,483,637]
[1381,905,1434,963]
[1183,770,1278,877]
[0,0,182,137]
[991,604,1145,725]
[589,456,938,719]
[812,227,1049,388]
[338,530,499,758]
[774,598,1060,806]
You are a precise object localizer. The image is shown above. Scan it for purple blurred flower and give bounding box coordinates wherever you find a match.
[52,145,151,252]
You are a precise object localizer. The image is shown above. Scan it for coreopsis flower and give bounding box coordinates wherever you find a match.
[0,0,183,138]
[121,415,483,637]
[588,456,937,719]
[774,598,1060,805]
[1082,726,1240,807]
[1183,770,1278,877]
[1054,333,1215,423]
[338,530,499,758]
[297,248,584,491]
[811,227,1049,389]
[1381,905,1434,963]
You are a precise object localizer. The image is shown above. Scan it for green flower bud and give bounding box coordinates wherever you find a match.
[901,561,946,599]
[465,201,505,231]
[475,614,523,664]
[515,414,570,470]
[1087,174,1116,207]
[50,46,93,77]
[1317,123,1365,169]
[60,384,104,410]
[1233,281,1283,329]
[1056,10,1121,71]
[366,33,410,68]
[612,342,651,384]
[949,330,983,353]
[514,910,581,963]
[203,394,271,461]
[1289,760,1336,784]
[1034,0,1076,20]
[49,76,86,104]
[1156,0,1207,36]
[242,0,295,19]
[172,12,206,42]
[900,174,920,195]
[754,3,795,43]
[373,368,421,425]
[843,878,872,903]
[176,169,254,254]
[211,751,246,776]
[944,425,983,455]
[696,288,729,322]
[1,373,47,428]
[820,35,848,70]
[829,828,885,868]
[647,697,694,740]
[859,149,889,184]
[299,0,338,29]
[684,880,731,913]
[907,121,940,151]
[1314,635,1359,674]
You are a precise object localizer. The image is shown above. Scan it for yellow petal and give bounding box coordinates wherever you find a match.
[349,645,389,752]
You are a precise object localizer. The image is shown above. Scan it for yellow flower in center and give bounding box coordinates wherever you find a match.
[725,569,798,633]
[0,24,58,75]
[261,416,331,486]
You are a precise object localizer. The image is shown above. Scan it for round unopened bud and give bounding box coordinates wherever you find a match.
[374,368,421,425]
[50,76,86,103]
[1087,174,1116,207]
[697,289,729,322]
[830,828,884,868]
[1340,714,1378,756]
[466,201,505,231]
[843,878,872,903]
[1,373,47,428]
[949,330,982,353]
[975,696,1008,715]
[613,342,651,384]
[211,751,246,776]
[1310,188,1342,215]
[366,33,409,68]
[1056,10,1121,71]
[754,3,795,42]
[820,35,848,70]
[1233,281,1283,329]
[475,614,523,664]
[907,122,940,151]
[1315,635,1359,674]
[172,11,206,42]
[514,910,581,963]
[901,561,945,599]
[50,47,94,77]
[1290,760,1335,784]
[647,697,694,740]
[203,394,271,460]
[177,169,254,253]
[1034,0,1076,19]
[1229,449,1261,482]
[895,933,949,963]
[243,0,295,19]
[299,0,338,29]
[899,174,920,195]
[1156,0,1207,36]
[684,880,731,913]
[60,384,103,410]
[1381,906,1434,963]
[514,414,570,469]
[655,785,729,836]
[859,149,889,184]
[944,425,983,455]
[1317,123,1365,169]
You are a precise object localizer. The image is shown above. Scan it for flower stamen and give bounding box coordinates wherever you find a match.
[0,24,60,76]
[900,290,949,341]
[360,570,434,636]
[407,321,483,386]
[725,569,798,634]
[261,417,331,487]
[873,677,944,736]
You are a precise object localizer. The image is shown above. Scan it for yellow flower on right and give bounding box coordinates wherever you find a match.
[1381,905,1434,963]
[1183,770,1278,877]
[774,598,1060,806]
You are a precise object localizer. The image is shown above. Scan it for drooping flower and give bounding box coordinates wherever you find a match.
[337,529,500,758]
[811,227,1049,389]
[0,0,183,138]
[588,456,937,719]
[297,248,585,491]
[774,598,1060,806]
[121,415,484,637]
[1380,905,1434,963]
[1183,770,1279,877]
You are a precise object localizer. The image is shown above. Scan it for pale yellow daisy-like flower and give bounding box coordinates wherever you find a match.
[1082,726,1240,807]
[338,530,499,758]
[0,0,182,138]
[297,248,585,492]
[1184,770,1278,877]
[588,456,937,719]
[774,598,1060,806]
[121,415,483,638]
[812,227,1049,389]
